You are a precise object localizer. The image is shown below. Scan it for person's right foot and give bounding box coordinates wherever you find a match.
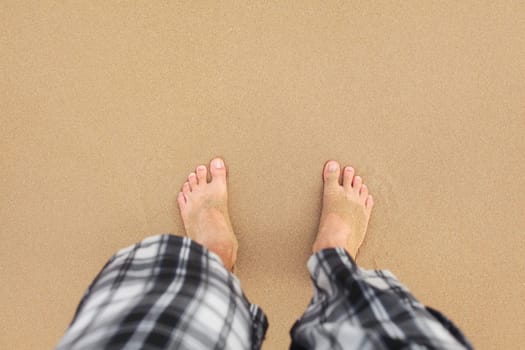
[312,160,374,259]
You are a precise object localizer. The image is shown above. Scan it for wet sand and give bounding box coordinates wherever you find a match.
[2,2,525,349]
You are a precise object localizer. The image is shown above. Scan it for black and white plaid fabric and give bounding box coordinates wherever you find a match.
[56,235,267,350]
[57,234,472,350]
[290,248,473,350]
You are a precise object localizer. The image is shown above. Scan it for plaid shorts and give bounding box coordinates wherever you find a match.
[57,234,472,349]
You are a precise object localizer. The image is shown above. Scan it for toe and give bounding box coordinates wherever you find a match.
[188,172,198,190]
[210,157,227,184]
[360,184,368,202]
[182,182,191,200]
[196,165,207,185]
[352,175,363,193]
[177,191,186,208]
[324,160,341,187]
[343,166,355,190]
[365,195,374,213]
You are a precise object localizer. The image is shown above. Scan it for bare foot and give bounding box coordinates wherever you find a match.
[312,160,374,259]
[177,157,238,271]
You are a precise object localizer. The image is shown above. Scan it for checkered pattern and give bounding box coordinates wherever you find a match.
[56,235,267,350]
[57,235,472,350]
[290,248,473,350]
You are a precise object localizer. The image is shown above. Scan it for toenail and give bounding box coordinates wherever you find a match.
[345,167,354,173]
[197,165,206,171]
[328,162,338,172]
[213,159,224,169]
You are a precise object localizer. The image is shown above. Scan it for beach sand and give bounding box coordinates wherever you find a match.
[1,2,524,349]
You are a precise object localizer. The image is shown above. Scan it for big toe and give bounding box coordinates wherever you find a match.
[323,160,341,187]
[210,157,227,184]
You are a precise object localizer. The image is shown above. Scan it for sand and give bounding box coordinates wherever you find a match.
[1,2,524,349]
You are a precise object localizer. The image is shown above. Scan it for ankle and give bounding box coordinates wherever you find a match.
[312,233,347,254]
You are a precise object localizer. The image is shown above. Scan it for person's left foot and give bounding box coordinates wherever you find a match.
[177,157,237,271]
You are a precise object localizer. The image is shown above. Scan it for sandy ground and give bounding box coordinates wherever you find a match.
[2,2,525,349]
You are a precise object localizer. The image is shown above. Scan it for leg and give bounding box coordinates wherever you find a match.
[290,161,473,350]
[57,158,267,350]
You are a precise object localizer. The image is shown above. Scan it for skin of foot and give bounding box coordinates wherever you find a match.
[177,157,238,271]
[312,160,374,259]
